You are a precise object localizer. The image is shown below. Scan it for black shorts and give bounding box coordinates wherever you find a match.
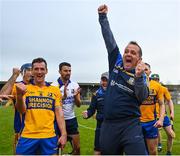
[65,117,79,135]
[100,118,147,155]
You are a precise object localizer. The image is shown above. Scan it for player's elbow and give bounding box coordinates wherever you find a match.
[76,101,81,107]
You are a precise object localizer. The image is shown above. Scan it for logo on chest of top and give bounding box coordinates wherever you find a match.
[149,89,156,95]
[47,92,53,97]
[63,88,75,94]
[38,91,43,96]
[127,77,135,85]
[71,89,75,94]
[113,68,118,73]
[110,80,134,93]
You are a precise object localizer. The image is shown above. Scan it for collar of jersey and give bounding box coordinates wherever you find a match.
[97,86,106,95]
[30,81,51,86]
[57,77,71,88]
[114,65,135,77]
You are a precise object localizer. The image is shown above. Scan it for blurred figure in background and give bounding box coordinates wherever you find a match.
[82,72,109,155]
[151,74,175,155]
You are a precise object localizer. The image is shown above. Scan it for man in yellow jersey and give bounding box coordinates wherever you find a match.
[0,64,33,153]
[140,63,165,155]
[15,58,67,155]
[151,74,175,155]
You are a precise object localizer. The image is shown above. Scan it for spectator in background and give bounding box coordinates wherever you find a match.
[151,74,175,155]
[82,72,109,155]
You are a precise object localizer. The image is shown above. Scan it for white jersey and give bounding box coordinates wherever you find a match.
[52,80,79,120]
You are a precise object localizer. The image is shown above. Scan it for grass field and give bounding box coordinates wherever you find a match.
[0,104,180,155]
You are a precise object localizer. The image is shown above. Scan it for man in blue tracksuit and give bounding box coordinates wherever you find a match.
[98,5,149,155]
[82,72,108,155]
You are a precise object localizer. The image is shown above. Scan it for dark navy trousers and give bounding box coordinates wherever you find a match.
[100,117,148,155]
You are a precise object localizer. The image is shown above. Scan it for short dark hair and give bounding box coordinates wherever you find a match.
[128,41,142,57]
[59,62,71,71]
[32,57,47,69]
[145,62,151,69]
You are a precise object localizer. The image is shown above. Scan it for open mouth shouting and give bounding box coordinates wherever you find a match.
[124,57,133,70]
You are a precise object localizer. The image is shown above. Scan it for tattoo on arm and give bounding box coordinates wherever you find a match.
[0,74,18,95]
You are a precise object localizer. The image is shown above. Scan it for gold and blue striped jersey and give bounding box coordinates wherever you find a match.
[20,83,62,138]
[140,80,164,122]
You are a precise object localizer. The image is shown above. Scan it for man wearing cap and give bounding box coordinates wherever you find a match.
[0,63,32,153]
[12,63,33,151]
[82,72,109,155]
[98,5,149,155]
[151,74,175,155]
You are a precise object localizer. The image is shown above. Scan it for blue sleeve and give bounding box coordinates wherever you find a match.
[99,13,123,73]
[87,94,97,118]
[134,74,149,103]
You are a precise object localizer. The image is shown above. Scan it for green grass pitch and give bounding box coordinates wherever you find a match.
[0,105,180,154]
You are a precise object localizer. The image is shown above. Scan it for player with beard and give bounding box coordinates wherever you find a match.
[52,62,81,155]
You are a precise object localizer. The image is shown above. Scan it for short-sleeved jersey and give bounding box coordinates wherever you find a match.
[163,86,171,101]
[52,78,79,120]
[156,86,171,118]
[140,80,164,122]
[21,83,62,139]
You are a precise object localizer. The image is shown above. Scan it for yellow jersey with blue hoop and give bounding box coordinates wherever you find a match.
[156,86,171,118]
[21,83,62,139]
[140,80,163,122]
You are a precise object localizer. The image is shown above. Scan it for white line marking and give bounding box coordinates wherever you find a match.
[78,123,95,131]
[162,139,180,143]
[76,113,180,143]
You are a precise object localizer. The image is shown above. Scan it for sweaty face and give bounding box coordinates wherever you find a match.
[60,66,71,81]
[123,44,141,71]
[144,64,151,77]
[23,68,32,83]
[32,62,47,84]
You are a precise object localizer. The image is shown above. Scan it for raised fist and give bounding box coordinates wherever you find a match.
[16,83,27,96]
[13,68,20,76]
[135,61,145,77]
[98,4,108,14]
[82,110,88,119]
